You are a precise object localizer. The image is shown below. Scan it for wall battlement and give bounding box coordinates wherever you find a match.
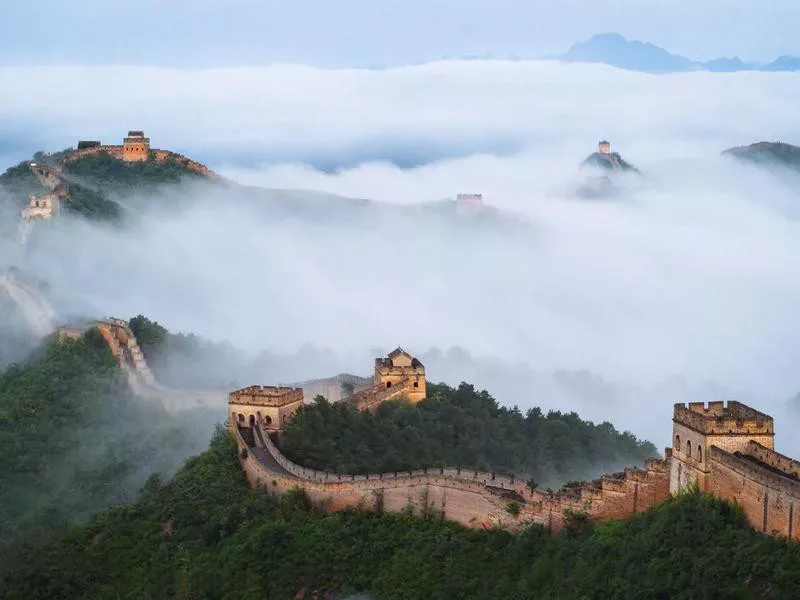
[234,410,671,532]
[673,401,774,435]
[229,386,304,407]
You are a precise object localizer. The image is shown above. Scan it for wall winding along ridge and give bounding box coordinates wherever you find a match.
[234,420,670,532]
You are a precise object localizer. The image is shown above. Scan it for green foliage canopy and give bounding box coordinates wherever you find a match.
[280,383,658,488]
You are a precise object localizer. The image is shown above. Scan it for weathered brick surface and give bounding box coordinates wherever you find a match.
[234,421,670,533]
[709,446,800,539]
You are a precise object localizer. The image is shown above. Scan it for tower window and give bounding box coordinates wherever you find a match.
[413,381,419,388]
[686,441,692,458]
[698,445,703,463]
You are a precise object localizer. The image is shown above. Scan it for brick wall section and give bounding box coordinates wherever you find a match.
[64,146,217,178]
[234,420,670,533]
[709,445,800,539]
[346,379,413,411]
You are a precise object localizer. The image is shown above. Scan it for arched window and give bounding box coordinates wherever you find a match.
[265,415,273,426]
[386,381,392,389]
[698,445,703,463]
[675,434,681,451]
[413,381,419,388]
[248,415,255,427]
[686,440,692,458]
[238,413,245,422]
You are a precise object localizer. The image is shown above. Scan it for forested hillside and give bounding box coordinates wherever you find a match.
[0,331,217,556]
[2,428,798,599]
[0,149,209,223]
[280,383,658,488]
[723,141,800,173]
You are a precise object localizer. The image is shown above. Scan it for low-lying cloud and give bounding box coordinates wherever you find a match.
[3,60,800,453]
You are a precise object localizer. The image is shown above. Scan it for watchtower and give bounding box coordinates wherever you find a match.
[374,347,426,403]
[122,130,150,162]
[670,401,774,493]
[228,385,304,434]
[598,140,611,155]
[456,193,483,217]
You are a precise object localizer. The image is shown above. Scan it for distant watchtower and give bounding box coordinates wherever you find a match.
[122,130,150,162]
[670,401,774,494]
[456,193,483,217]
[374,347,426,403]
[598,140,611,155]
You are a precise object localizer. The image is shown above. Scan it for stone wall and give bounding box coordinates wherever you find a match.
[234,420,670,533]
[64,146,216,178]
[347,379,413,411]
[708,446,800,538]
[674,401,774,437]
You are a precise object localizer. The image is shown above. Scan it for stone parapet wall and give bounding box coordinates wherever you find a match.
[744,441,800,480]
[347,380,413,411]
[233,420,670,533]
[710,446,800,497]
[674,401,773,435]
[709,446,800,538]
[230,386,304,407]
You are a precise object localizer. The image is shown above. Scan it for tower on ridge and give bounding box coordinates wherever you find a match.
[122,130,150,162]
[374,347,426,403]
[598,140,611,155]
[228,386,304,436]
[670,401,774,494]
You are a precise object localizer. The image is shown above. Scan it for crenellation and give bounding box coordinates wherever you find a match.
[231,369,796,537]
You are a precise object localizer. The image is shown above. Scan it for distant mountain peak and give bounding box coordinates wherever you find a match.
[560,33,694,73]
[559,33,800,74]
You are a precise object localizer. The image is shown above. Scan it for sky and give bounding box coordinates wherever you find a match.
[2,0,800,67]
[3,58,800,451]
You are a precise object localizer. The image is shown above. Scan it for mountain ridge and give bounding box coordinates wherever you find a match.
[559,33,799,74]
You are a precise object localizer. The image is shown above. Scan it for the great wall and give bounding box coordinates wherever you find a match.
[67,131,216,177]
[3,133,799,540]
[230,350,800,538]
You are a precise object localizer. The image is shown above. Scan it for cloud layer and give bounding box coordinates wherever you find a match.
[3,60,800,451]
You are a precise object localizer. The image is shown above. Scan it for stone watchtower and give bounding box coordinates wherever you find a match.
[374,347,426,403]
[598,140,611,155]
[670,401,775,494]
[228,386,304,434]
[122,130,150,162]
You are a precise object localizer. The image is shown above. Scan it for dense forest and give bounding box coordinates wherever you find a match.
[0,331,217,560]
[280,383,658,488]
[64,151,205,195]
[2,427,798,599]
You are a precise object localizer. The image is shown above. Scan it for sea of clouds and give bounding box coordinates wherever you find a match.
[2,60,800,451]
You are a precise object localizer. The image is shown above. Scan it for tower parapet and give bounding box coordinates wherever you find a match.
[229,386,304,433]
[673,401,774,437]
[670,400,776,495]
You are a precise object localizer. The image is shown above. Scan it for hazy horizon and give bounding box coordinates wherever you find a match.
[3,0,800,67]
